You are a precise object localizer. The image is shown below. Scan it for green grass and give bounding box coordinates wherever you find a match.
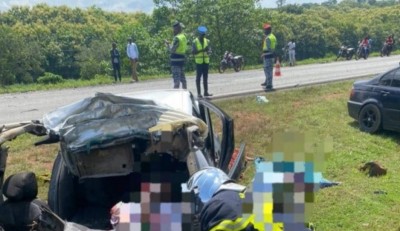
[3,79,400,230]
[214,80,400,230]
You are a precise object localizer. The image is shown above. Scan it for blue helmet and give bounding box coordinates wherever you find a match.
[198,26,207,35]
[187,167,231,203]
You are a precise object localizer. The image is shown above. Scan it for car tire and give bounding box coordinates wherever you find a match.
[358,104,382,133]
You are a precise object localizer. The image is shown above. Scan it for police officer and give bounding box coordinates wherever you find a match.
[165,22,188,89]
[187,167,256,231]
[192,26,212,98]
[261,23,277,90]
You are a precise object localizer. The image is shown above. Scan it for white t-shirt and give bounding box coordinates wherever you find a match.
[287,41,296,50]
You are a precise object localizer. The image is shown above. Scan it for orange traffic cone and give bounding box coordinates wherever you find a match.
[274,59,281,77]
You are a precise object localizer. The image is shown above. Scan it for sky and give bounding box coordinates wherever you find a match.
[0,0,328,13]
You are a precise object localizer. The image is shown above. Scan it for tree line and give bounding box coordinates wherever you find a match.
[0,0,400,86]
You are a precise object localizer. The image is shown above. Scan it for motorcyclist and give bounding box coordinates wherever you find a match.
[385,35,394,53]
[358,36,370,57]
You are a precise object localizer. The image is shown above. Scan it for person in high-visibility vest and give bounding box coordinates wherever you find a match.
[165,22,188,89]
[261,23,277,90]
[187,166,317,231]
[192,26,212,98]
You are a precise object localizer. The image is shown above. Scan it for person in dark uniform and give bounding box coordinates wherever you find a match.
[110,42,121,82]
[192,26,212,98]
[187,167,255,231]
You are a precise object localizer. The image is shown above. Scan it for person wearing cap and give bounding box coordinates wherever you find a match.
[192,26,212,98]
[110,42,122,82]
[127,37,139,82]
[165,22,188,89]
[261,23,277,90]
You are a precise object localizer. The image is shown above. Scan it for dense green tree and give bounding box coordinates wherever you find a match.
[2,1,400,86]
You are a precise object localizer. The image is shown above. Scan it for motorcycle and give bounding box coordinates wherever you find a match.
[0,91,247,231]
[380,42,393,57]
[336,45,355,61]
[355,44,369,60]
[218,51,245,73]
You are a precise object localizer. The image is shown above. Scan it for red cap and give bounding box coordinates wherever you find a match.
[263,23,271,29]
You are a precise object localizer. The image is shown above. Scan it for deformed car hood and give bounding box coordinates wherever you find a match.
[42,92,208,157]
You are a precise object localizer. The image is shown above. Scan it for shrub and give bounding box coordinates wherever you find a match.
[37,72,64,84]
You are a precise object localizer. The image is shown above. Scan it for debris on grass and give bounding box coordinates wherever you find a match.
[256,95,269,103]
[359,161,387,177]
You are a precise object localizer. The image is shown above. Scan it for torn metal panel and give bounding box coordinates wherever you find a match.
[42,92,208,179]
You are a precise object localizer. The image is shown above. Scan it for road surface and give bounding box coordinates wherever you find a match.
[1,55,399,124]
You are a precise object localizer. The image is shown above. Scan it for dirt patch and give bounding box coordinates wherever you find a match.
[321,92,346,101]
[292,100,307,110]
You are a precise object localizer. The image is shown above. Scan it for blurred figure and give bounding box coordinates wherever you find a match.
[261,23,277,90]
[287,39,296,66]
[192,25,212,98]
[165,22,187,89]
[127,37,139,82]
[110,42,121,82]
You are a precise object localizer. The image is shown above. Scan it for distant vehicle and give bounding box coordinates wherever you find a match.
[218,51,244,73]
[336,45,355,61]
[348,65,400,133]
[380,42,393,57]
[355,44,369,60]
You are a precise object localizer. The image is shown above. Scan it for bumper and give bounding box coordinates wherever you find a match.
[347,101,362,120]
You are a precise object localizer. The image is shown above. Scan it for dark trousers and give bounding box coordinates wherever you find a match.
[196,63,209,95]
[112,62,121,81]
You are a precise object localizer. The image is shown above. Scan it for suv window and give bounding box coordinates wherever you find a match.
[391,69,400,88]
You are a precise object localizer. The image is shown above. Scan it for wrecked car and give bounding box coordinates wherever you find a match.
[0,89,246,231]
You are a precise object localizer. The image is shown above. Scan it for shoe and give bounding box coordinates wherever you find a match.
[265,86,275,91]
[198,95,203,98]
[261,83,266,86]
[204,93,213,97]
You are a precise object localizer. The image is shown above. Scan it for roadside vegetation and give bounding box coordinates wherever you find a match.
[1,0,400,89]
[5,79,400,230]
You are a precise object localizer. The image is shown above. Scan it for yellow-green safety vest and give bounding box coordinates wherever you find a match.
[175,33,187,55]
[209,192,284,231]
[194,38,210,64]
[262,33,277,52]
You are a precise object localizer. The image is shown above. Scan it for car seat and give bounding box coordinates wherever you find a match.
[0,171,48,231]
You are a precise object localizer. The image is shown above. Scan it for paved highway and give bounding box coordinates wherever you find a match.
[1,55,399,124]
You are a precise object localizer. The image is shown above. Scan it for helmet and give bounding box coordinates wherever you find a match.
[187,167,231,203]
[198,26,207,35]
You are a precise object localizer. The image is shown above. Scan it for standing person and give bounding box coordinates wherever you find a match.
[287,39,296,66]
[260,23,277,90]
[165,22,187,89]
[192,26,212,98]
[110,42,121,82]
[126,37,139,82]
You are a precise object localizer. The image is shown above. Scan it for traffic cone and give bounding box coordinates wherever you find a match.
[274,59,281,77]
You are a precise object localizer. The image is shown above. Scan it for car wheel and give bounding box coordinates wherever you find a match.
[358,104,382,133]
